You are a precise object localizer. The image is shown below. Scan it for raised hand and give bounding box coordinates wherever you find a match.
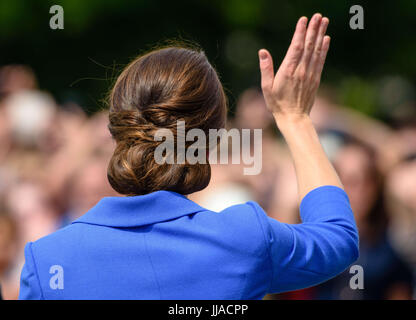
[259,14,330,119]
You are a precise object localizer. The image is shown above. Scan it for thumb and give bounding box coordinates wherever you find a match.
[258,49,274,94]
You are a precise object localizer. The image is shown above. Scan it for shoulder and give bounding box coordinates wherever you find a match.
[189,201,272,256]
[29,223,94,261]
[220,201,270,239]
[33,222,83,245]
[19,224,88,300]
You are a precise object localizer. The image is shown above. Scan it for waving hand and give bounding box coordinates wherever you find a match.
[259,14,330,119]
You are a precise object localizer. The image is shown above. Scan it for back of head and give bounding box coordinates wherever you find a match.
[107,46,227,196]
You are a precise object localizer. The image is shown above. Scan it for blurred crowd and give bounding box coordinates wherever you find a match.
[0,64,415,300]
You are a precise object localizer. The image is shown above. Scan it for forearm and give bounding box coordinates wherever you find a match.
[275,113,343,201]
[258,14,342,201]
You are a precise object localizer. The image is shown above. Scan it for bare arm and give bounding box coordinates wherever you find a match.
[259,14,343,201]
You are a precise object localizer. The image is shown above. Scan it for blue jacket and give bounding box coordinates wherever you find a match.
[19,185,358,299]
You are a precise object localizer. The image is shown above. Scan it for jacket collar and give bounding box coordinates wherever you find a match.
[72,191,207,228]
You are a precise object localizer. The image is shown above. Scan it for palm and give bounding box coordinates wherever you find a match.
[259,14,330,117]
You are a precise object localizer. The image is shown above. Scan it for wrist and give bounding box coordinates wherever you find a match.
[273,113,312,130]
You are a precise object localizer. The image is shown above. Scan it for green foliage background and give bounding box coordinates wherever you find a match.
[0,0,415,119]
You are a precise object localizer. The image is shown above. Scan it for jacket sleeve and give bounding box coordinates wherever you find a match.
[248,185,359,294]
[18,242,44,300]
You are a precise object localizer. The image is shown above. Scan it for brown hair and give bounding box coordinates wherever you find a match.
[107,46,227,196]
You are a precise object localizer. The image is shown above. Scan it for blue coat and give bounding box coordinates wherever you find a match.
[19,186,358,299]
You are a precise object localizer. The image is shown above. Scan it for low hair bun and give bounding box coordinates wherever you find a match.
[107,46,226,196]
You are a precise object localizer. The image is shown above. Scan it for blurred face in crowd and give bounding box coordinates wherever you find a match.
[309,95,334,130]
[333,144,378,223]
[6,181,58,243]
[386,160,416,212]
[67,158,117,218]
[87,111,115,156]
[0,214,17,276]
[395,125,416,158]
[235,89,272,130]
[0,65,37,97]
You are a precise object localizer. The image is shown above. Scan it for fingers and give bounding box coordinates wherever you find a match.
[314,35,331,79]
[258,49,274,94]
[281,16,308,74]
[297,13,322,74]
[258,13,330,94]
[308,17,329,74]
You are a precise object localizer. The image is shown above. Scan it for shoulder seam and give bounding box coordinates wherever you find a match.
[143,233,163,299]
[246,202,274,295]
[27,242,45,300]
